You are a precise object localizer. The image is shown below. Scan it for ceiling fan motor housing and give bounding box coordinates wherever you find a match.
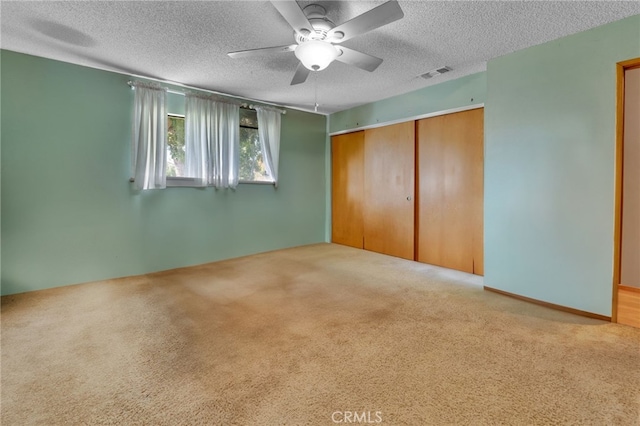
[296,4,336,42]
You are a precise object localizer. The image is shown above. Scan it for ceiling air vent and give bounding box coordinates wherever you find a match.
[421,66,452,79]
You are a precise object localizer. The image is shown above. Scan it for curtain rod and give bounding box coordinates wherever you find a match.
[126,80,286,114]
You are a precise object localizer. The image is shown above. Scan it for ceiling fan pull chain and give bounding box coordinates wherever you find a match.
[314,73,318,113]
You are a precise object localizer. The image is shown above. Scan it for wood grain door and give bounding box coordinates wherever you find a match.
[331,132,365,248]
[363,122,415,260]
[416,108,484,274]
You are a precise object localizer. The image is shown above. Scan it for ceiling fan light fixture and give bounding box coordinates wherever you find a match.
[295,40,339,71]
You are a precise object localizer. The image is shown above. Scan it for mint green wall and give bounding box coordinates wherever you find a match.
[1,50,327,296]
[327,15,639,317]
[329,72,486,133]
[485,15,640,316]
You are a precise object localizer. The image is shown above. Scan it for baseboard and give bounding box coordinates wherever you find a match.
[483,286,611,322]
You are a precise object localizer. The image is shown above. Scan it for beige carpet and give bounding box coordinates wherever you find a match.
[2,243,639,425]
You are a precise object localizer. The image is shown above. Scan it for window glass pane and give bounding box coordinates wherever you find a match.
[239,108,272,182]
[167,115,185,177]
[238,127,269,181]
[239,127,271,181]
[240,108,258,128]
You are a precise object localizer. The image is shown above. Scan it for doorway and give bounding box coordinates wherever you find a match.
[613,57,640,328]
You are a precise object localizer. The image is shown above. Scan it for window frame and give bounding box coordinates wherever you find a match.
[160,109,275,188]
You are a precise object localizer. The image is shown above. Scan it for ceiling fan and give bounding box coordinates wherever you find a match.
[227,0,404,85]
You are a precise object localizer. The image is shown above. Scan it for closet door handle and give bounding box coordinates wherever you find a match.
[407,196,412,201]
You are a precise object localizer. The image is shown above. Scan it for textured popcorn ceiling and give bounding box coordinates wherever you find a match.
[1,1,639,114]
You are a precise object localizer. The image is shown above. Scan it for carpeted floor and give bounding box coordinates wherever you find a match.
[2,243,639,425]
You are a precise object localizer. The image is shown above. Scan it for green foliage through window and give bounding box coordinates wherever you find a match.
[167,115,185,177]
[239,108,270,182]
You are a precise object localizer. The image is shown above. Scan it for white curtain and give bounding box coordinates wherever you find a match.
[185,96,213,187]
[256,107,282,186]
[185,94,239,189]
[212,101,240,189]
[132,85,167,190]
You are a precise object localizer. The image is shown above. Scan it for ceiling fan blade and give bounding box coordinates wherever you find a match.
[327,0,404,43]
[271,1,314,37]
[335,47,383,72]
[228,44,297,59]
[291,62,310,85]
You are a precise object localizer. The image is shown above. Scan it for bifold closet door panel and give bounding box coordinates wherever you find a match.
[331,132,365,249]
[417,108,484,274]
[363,122,415,260]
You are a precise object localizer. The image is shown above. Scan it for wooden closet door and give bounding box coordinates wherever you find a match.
[363,122,415,260]
[416,108,484,274]
[331,132,364,248]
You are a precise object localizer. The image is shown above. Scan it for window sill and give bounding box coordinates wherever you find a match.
[129,178,275,187]
[166,177,203,187]
[238,180,275,186]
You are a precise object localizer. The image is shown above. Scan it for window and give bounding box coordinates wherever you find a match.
[166,114,186,177]
[164,108,271,184]
[239,108,272,183]
[131,80,281,190]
